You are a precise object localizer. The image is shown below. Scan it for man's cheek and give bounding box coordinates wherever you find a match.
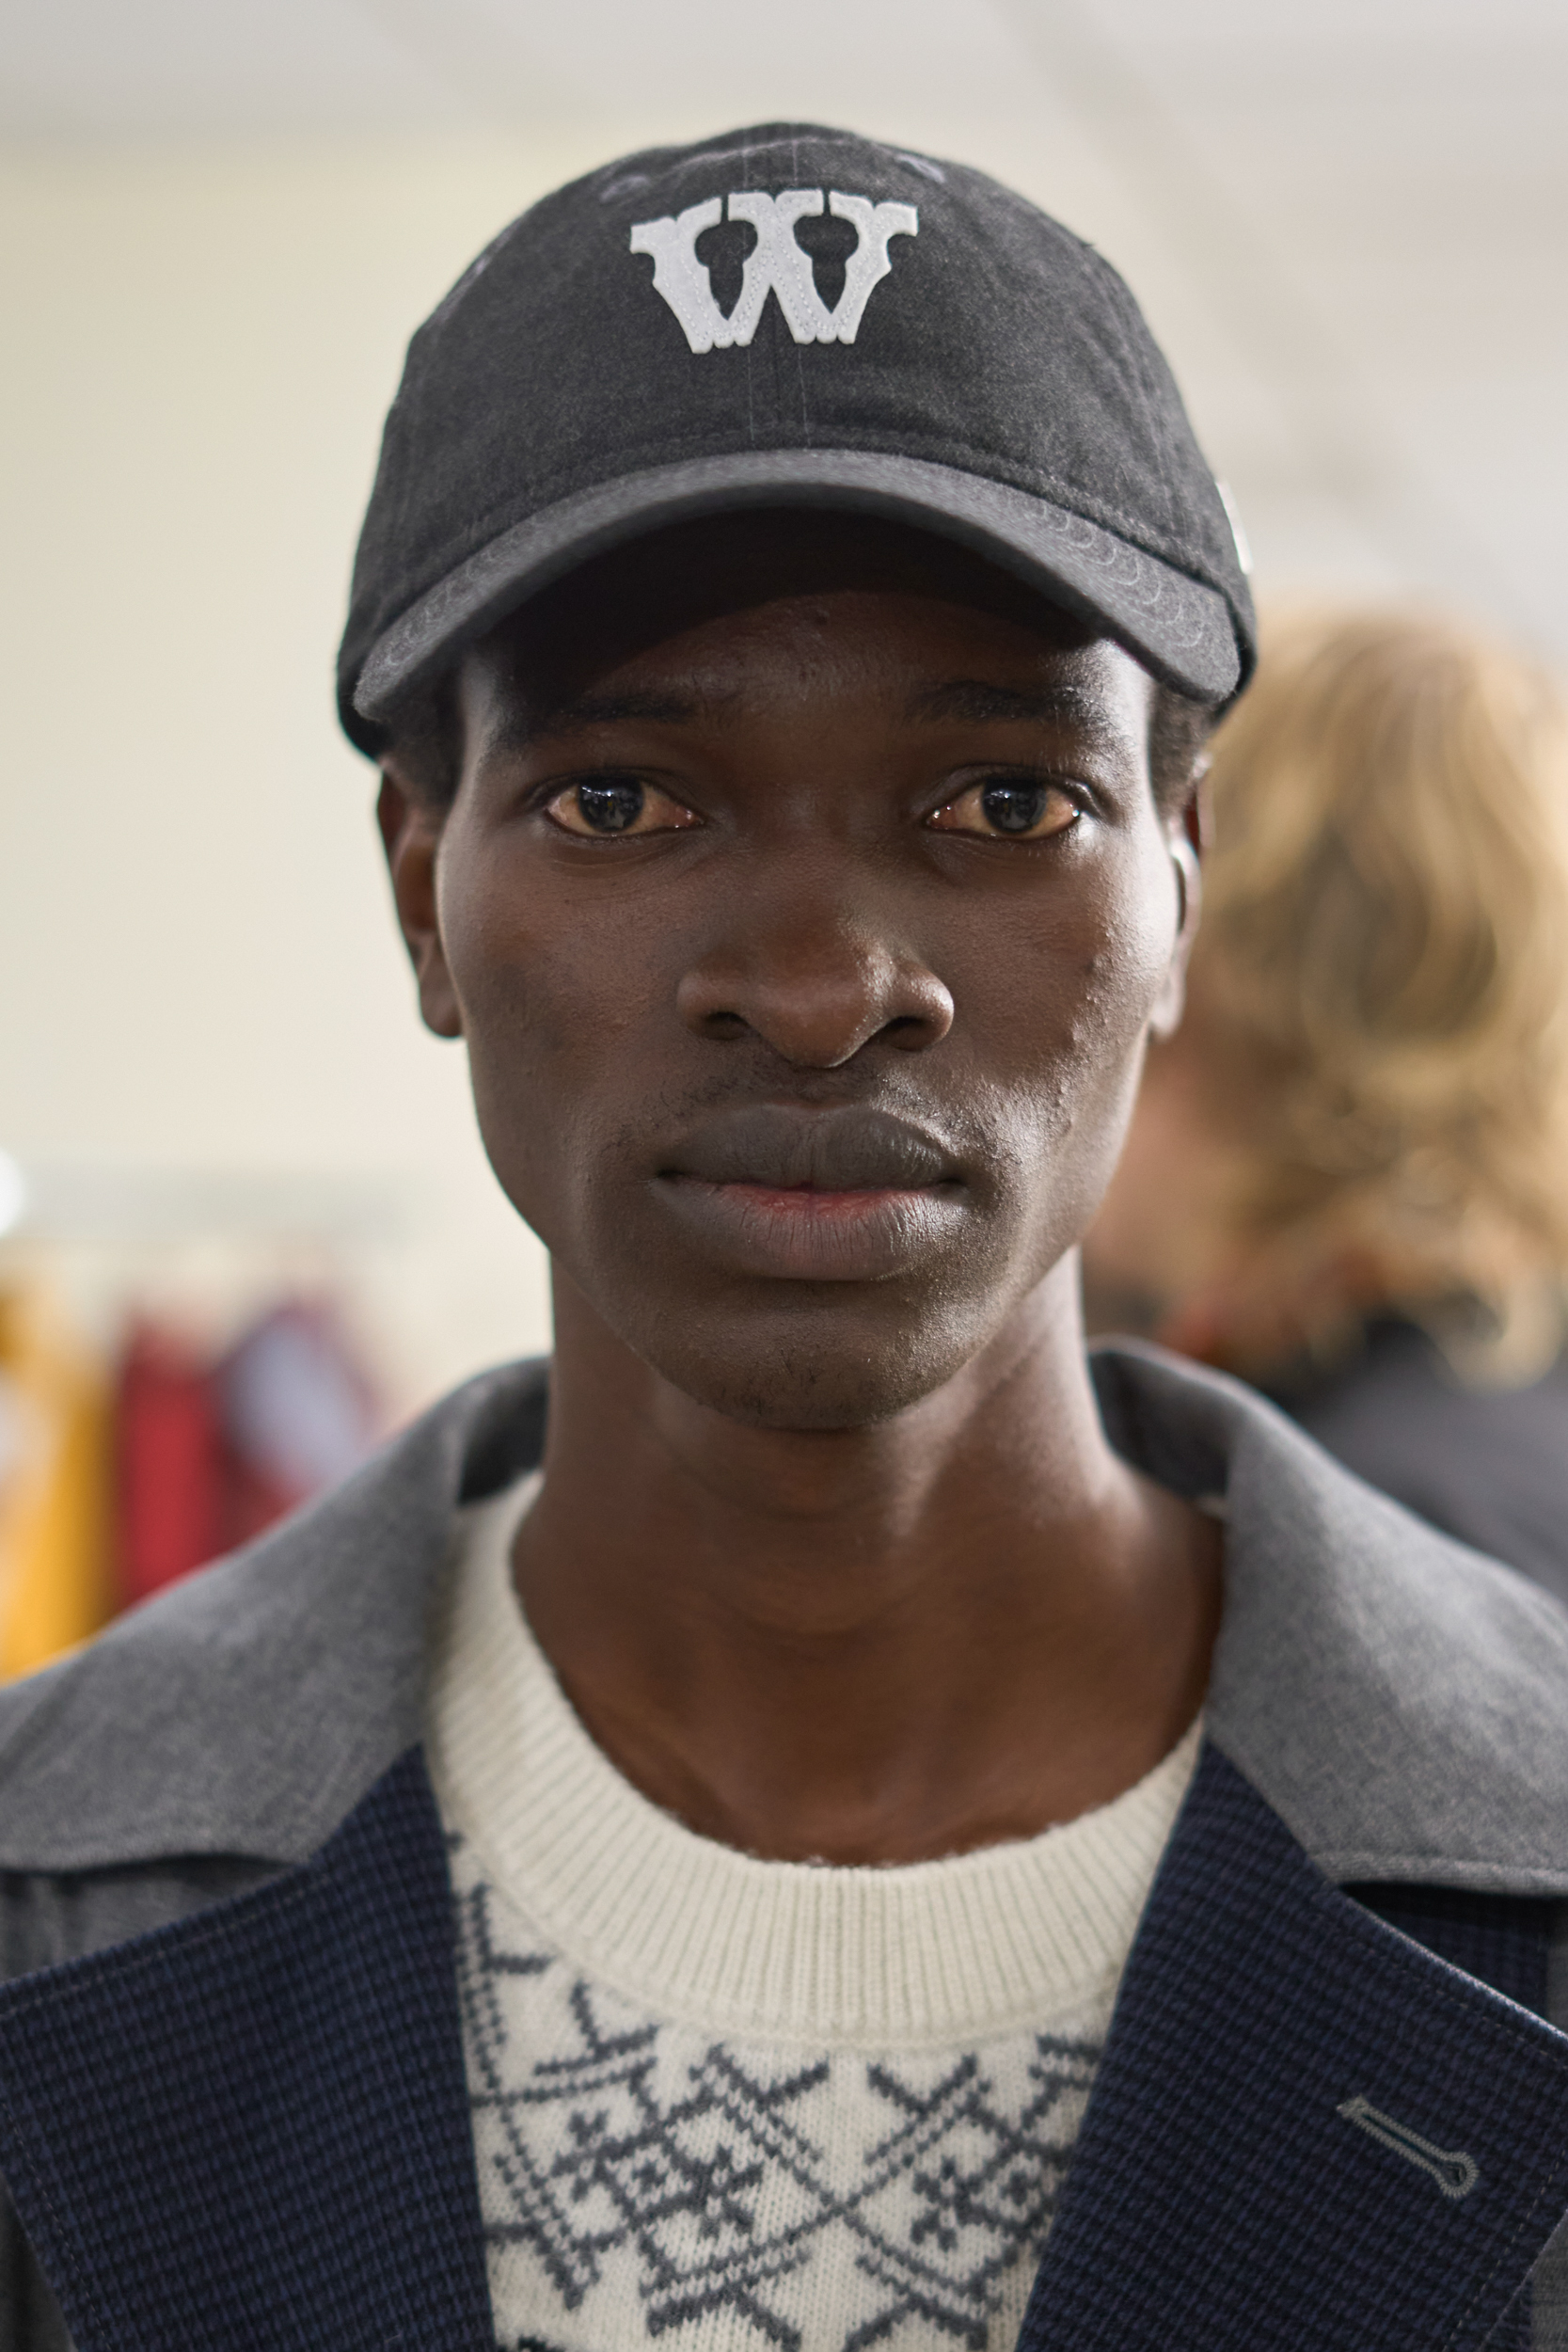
[447,927,576,1079]
[464,1020,630,1247]
[1069,897,1181,1052]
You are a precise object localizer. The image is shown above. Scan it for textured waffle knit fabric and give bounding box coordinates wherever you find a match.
[426,1478,1201,2352]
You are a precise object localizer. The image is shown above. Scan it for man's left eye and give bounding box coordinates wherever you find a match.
[545,776,700,837]
[927,776,1080,841]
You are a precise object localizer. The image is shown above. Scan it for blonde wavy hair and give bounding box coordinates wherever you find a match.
[1189,606,1568,1380]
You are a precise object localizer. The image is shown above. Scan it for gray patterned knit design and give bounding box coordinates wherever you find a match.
[451,1859,1101,2352]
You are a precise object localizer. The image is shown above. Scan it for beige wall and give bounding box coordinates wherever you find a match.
[0,132,607,1404]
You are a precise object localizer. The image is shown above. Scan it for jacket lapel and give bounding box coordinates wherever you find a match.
[0,1749,492,2352]
[1020,1741,1568,2352]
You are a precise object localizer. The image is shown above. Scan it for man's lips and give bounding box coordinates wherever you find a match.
[658,1104,959,1192]
[652,1105,968,1280]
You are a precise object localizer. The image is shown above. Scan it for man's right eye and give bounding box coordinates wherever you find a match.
[545,776,700,837]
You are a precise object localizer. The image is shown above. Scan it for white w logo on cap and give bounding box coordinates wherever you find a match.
[630,189,918,355]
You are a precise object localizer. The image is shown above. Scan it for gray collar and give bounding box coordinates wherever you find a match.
[4,1344,1567,1892]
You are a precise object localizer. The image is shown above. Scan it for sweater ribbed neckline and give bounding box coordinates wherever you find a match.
[426,1476,1201,2051]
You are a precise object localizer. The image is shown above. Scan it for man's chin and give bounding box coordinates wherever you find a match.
[620,1301,1003,1433]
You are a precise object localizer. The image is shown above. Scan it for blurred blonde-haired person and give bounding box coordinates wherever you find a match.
[1085,606,1568,1599]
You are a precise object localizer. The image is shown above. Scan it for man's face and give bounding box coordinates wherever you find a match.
[385,513,1196,1429]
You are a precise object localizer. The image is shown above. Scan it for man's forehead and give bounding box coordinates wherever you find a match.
[478,667,1131,759]
[465,507,1132,730]
[515,511,1095,640]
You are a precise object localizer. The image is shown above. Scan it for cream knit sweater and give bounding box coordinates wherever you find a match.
[426,1478,1199,2352]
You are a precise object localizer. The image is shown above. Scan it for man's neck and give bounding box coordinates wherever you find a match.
[512,1260,1221,1865]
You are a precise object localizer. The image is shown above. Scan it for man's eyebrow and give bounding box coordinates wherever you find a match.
[495,688,703,752]
[909,680,1103,727]
[494,677,1104,752]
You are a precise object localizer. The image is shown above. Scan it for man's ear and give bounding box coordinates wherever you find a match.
[1148,774,1208,1042]
[376,771,463,1040]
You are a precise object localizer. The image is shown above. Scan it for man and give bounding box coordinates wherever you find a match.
[2,122,1568,2352]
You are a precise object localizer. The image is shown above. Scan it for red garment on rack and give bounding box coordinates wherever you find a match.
[115,1327,225,1607]
[113,1300,380,1607]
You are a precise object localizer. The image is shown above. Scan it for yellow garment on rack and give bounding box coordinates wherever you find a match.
[0,1285,115,1680]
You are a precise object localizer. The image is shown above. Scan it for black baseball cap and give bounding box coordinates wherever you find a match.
[339,122,1255,755]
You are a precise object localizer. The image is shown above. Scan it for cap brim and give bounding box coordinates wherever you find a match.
[350,448,1243,744]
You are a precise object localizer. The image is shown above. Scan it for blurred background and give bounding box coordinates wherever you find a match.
[2,0,1565,1665]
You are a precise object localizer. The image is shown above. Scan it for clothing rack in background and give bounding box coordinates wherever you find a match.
[0,1155,406,1683]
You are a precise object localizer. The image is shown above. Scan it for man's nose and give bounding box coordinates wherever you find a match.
[675,898,955,1069]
